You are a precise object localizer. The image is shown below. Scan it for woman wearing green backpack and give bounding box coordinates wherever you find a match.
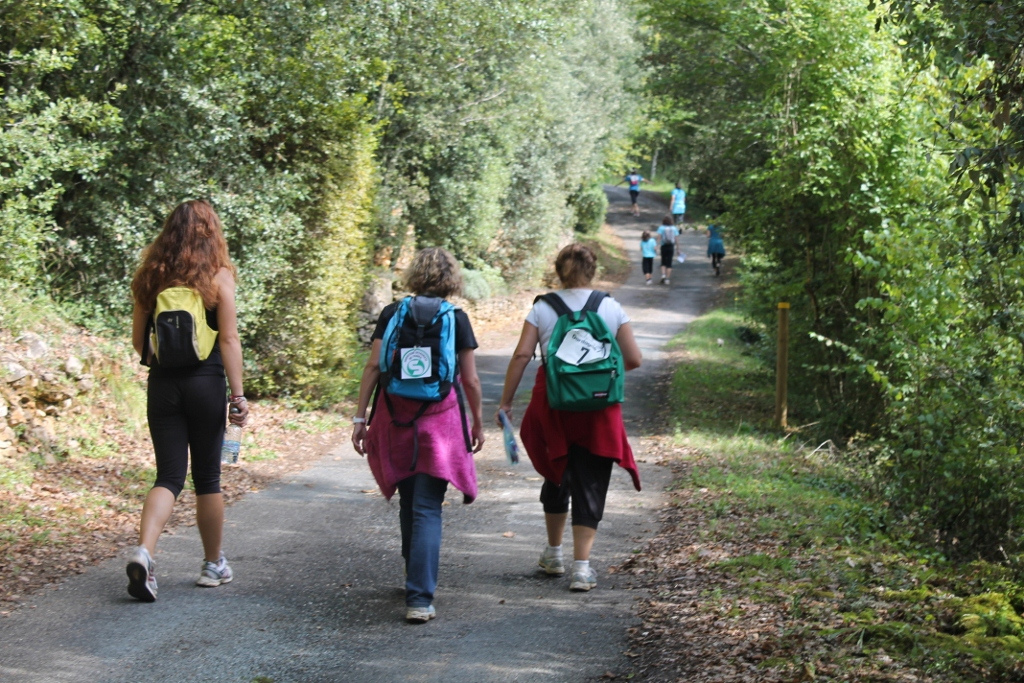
[497,243,642,592]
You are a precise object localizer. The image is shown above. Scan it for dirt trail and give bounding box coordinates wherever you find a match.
[0,187,725,683]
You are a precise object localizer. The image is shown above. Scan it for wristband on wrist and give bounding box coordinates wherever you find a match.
[230,395,246,402]
[352,417,366,424]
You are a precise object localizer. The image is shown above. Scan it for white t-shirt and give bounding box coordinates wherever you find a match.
[525,289,631,358]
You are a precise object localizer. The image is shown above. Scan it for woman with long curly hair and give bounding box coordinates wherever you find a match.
[126,199,249,602]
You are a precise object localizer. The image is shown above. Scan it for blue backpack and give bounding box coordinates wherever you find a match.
[379,296,458,401]
[372,296,470,468]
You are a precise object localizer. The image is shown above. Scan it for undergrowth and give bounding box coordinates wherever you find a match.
[657,307,1024,680]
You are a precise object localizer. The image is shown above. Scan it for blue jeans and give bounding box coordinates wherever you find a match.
[397,474,448,607]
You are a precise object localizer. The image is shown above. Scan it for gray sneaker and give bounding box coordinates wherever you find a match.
[126,546,157,602]
[569,565,598,591]
[406,605,436,623]
[196,556,233,587]
[538,548,565,575]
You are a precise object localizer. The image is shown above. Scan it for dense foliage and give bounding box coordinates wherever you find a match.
[638,0,1024,558]
[1,0,640,400]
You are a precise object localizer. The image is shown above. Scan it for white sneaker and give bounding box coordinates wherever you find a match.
[645,280,652,286]
[664,279,671,285]
[406,605,436,623]
[196,556,233,587]
[538,548,566,575]
[126,546,157,602]
[569,565,598,592]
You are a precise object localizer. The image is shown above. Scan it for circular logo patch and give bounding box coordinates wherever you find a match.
[401,347,431,379]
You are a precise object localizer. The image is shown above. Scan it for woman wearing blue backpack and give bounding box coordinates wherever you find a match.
[351,247,484,624]
[497,244,642,592]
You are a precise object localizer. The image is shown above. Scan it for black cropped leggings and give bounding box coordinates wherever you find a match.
[147,373,226,498]
[539,445,614,529]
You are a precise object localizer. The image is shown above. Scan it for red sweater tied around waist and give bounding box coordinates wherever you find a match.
[520,366,640,491]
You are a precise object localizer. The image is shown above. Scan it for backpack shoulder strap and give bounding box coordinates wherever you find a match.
[440,301,459,334]
[392,296,412,324]
[140,311,154,367]
[379,298,411,374]
[535,292,573,318]
[583,290,608,314]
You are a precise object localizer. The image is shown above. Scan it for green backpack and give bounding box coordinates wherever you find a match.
[538,291,625,411]
[145,287,219,368]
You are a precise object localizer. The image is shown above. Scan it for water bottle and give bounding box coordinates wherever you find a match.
[498,409,519,465]
[221,410,242,464]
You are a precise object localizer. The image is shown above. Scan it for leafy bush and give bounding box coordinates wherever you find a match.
[570,183,609,235]
[2,0,641,402]
[461,270,492,301]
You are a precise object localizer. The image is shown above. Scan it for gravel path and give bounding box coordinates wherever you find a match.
[0,186,722,683]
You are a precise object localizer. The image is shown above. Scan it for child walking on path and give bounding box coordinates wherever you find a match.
[640,230,658,286]
[352,247,485,624]
[656,216,679,285]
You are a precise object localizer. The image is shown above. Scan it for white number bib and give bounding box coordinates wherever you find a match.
[554,329,610,366]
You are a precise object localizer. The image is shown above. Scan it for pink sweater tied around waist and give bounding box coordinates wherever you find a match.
[364,388,478,504]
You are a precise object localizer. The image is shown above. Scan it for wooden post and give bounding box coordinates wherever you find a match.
[775,302,790,429]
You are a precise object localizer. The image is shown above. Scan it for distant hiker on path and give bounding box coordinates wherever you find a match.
[618,169,645,217]
[352,247,485,624]
[496,244,642,593]
[128,199,249,602]
[707,223,725,276]
[656,216,679,285]
[670,182,686,226]
[640,230,658,286]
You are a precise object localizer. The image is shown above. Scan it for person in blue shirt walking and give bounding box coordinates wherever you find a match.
[618,169,645,217]
[640,230,658,286]
[707,223,726,276]
[670,183,687,226]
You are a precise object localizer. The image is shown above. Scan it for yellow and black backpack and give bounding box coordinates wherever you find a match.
[143,287,218,368]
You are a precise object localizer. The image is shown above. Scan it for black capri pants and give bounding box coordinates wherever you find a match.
[642,256,654,275]
[660,243,675,268]
[540,445,615,529]
[147,373,227,498]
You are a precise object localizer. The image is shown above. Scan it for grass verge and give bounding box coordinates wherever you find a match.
[579,222,632,288]
[620,306,1024,682]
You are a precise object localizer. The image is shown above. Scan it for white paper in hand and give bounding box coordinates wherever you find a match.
[554,329,610,366]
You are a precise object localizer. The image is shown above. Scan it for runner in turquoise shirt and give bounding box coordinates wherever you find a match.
[671,183,686,226]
